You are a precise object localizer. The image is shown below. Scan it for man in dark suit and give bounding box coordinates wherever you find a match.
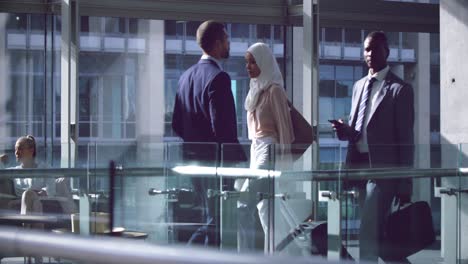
[172,20,239,246]
[333,31,414,262]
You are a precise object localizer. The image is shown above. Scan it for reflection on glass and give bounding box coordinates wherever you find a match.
[1,13,58,161]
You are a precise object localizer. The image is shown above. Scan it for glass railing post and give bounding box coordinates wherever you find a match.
[78,142,94,235]
[324,190,341,260]
[456,143,468,263]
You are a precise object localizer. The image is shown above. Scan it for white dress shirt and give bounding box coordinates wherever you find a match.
[356,65,390,153]
[201,54,224,70]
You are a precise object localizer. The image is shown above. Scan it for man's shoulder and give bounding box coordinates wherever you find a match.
[181,61,225,79]
[386,71,407,86]
[355,76,368,86]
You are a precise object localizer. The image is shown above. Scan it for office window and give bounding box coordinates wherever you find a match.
[1,13,60,163]
[81,16,101,34]
[318,64,366,126]
[336,66,353,80]
[324,27,342,43]
[6,13,27,31]
[256,24,271,42]
[165,20,183,38]
[79,17,139,143]
[164,21,284,140]
[104,17,125,34]
[345,28,361,45]
[274,25,283,43]
[319,65,334,80]
[186,21,201,40]
[231,24,249,41]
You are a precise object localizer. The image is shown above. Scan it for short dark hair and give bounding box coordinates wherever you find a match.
[366,31,389,55]
[196,20,226,53]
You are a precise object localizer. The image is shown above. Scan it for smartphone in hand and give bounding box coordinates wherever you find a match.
[328,119,342,126]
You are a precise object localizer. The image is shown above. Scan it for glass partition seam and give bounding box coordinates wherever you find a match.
[457,143,461,261]
[43,12,48,164]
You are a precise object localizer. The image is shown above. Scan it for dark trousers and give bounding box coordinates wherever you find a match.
[187,176,219,246]
[180,144,220,247]
[346,152,408,263]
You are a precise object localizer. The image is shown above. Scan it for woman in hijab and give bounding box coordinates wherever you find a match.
[236,43,298,252]
[244,42,294,169]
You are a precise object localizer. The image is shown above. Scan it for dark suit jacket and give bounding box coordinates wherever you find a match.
[343,71,415,258]
[171,59,241,245]
[346,71,414,168]
[172,59,238,146]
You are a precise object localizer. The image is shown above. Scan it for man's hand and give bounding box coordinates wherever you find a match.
[331,119,355,141]
[36,189,48,197]
[0,154,8,166]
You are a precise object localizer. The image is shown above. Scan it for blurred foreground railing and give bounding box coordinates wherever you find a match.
[0,166,467,181]
[0,227,335,264]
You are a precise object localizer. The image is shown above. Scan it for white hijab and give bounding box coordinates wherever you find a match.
[244,42,284,112]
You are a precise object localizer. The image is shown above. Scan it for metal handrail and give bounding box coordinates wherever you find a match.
[0,227,333,264]
[0,167,167,178]
[281,167,467,181]
[0,166,466,181]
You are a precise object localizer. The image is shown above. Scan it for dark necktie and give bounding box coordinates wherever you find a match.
[354,77,377,134]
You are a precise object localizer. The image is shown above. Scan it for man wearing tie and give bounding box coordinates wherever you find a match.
[332,31,414,262]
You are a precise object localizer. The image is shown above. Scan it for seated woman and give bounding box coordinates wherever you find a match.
[12,135,76,225]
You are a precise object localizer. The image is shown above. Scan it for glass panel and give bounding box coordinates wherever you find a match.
[165,142,220,245]
[0,12,60,174]
[219,143,254,251]
[335,144,453,263]
[256,24,271,43]
[163,21,284,141]
[104,17,125,34]
[324,27,342,43]
[231,23,249,41]
[0,5,450,264]
[312,24,443,261]
[336,66,353,81]
[335,80,352,121]
[457,143,468,262]
[186,21,202,40]
[319,80,335,127]
[344,28,361,45]
[0,141,80,254]
[272,143,318,256]
[320,64,335,80]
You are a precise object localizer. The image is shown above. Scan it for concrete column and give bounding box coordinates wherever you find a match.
[134,20,167,242]
[60,0,79,168]
[302,0,318,136]
[293,27,303,115]
[136,21,165,152]
[0,14,10,147]
[406,33,432,203]
[293,26,312,171]
[302,0,319,172]
[440,1,468,262]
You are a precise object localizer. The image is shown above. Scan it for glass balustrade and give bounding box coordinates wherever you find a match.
[0,142,466,263]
